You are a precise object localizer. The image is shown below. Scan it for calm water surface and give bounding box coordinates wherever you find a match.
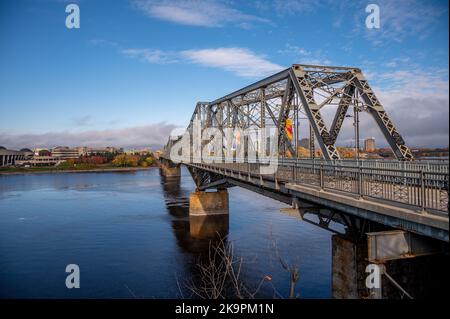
[0,168,332,298]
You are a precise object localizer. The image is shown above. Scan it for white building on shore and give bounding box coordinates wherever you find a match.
[0,147,29,166]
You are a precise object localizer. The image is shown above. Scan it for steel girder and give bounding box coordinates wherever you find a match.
[187,166,231,190]
[351,72,414,160]
[179,64,413,162]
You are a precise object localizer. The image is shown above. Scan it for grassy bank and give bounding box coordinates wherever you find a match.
[0,165,158,175]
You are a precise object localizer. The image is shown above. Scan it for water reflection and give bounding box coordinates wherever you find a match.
[189,215,229,239]
[159,169,234,298]
[159,170,229,254]
[0,170,332,298]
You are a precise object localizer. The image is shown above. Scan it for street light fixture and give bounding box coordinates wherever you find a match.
[346,107,360,161]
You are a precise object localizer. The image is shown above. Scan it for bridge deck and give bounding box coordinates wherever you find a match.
[174,158,449,242]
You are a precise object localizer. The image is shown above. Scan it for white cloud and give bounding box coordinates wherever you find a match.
[300,58,333,66]
[372,69,449,147]
[278,44,311,56]
[121,48,178,64]
[383,56,410,68]
[181,47,284,77]
[361,0,446,44]
[278,44,332,65]
[121,46,284,78]
[132,0,270,27]
[374,69,449,101]
[254,0,323,16]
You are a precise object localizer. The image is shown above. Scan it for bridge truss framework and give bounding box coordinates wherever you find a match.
[183,64,413,161]
[160,64,448,243]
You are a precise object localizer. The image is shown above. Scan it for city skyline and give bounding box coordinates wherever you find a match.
[0,0,448,149]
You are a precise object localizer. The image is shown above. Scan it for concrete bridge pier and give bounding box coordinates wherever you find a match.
[189,189,229,239]
[332,234,369,299]
[160,161,181,177]
[332,233,449,299]
[189,189,229,216]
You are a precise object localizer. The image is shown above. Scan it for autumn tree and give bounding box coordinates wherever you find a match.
[112,154,141,167]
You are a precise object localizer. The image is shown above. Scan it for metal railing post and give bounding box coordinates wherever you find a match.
[358,166,363,199]
[320,164,324,190]
[420,170,426,213]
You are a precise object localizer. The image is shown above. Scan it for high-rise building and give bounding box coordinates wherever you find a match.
[364,137,376,152]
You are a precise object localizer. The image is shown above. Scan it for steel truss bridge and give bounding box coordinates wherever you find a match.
[161,64,449,244]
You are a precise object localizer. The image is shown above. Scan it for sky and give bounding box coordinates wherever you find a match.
[0,0,448,150]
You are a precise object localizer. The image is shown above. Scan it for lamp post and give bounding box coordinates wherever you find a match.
[346,107,360,161]
[354,107,360,161]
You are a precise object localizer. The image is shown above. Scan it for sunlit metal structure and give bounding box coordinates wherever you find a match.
[183,64,413,161]
[160,64,448,243]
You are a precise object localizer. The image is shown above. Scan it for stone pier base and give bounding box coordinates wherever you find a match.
[160,163,181,177]
[189,190,229,216]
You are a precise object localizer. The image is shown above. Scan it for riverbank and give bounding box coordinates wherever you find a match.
[0,166,158,175]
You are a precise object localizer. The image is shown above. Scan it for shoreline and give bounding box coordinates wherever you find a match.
[0,166,158,176]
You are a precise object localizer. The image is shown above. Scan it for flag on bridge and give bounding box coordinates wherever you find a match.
[285,118,293,141]
[231,130,241,151]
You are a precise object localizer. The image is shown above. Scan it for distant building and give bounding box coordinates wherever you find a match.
[125,148,151,155]
[88,146,121,155]
[153,150,162,159]
[34,148,51,156]
[0,148,28,166]
[364,137,376,152]
[138,148,152,156]
[51,146,79,159]
[298,138,311,149]
[16,156,65,167]
[20,148,34,157]
[75,146,89,156]
[76,146,121,156]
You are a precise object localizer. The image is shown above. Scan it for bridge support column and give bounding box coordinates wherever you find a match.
[160,162,181,177]
[332,234,369,299]
[332,233,449,299]
[189,189,229,216]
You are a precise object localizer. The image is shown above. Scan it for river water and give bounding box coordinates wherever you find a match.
[0,168,333,298]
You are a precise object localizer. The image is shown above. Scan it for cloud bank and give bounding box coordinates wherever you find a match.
[0,122,177,150]
[328,68,449,148]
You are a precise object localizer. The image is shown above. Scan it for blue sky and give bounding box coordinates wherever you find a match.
[0,0,448,149]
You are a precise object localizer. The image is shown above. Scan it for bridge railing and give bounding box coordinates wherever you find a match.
[188,157,449,214]
[278,157,449,174]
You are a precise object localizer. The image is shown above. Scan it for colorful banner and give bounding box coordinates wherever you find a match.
[231,130,241,150]
[285,118,293,141]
